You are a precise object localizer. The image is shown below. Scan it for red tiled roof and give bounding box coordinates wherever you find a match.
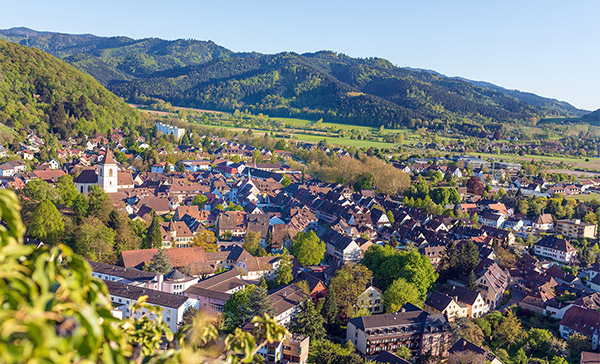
[120,247,208,269]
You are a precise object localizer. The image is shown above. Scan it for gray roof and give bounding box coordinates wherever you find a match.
[104,280,190,309]
[90,261,157,282]
[425,291,454,312]
[445,286,480,306]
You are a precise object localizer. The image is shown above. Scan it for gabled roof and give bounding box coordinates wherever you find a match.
[445,286,481,306]
[425,291,454,312]
[105,280,189,309]
[535,236,576,253]
[560,305,600,337]
[120,247,208,269]
[373,351,411,364]
[449,338,499,363]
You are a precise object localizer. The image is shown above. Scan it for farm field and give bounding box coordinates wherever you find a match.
[565,193,600,202]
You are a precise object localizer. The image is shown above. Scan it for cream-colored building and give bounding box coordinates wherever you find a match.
[357,286,384,314]
[556,219,597,239]
[424,291,469,322]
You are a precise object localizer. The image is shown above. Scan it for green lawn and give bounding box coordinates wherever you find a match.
[269,116,379,133]
[565,193,600,202]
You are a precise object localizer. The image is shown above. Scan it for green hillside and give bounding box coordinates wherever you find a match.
[0,27,233,82]
[111,51,550,130]
[0,27,590,131]
[0,39,139,138]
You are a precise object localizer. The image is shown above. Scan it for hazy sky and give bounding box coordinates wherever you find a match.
[1,0,598,110]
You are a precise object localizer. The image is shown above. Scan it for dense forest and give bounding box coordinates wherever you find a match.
[0,27,589,130]
[0,39,139,138]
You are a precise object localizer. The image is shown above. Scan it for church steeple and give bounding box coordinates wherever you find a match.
[98,146,118,193]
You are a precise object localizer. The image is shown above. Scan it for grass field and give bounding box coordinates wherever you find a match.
[565,193,600,202]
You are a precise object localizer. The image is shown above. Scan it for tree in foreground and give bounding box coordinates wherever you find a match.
[27,199,64,244]
[289,298,326,341]
[0,189,287,363]
[292,230,325,266]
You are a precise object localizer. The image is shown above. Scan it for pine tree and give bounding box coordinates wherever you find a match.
[321,286,339,325]
[248,285,274,317]
[468,270,477,290]
[144,248,173,274]
[144,213,162,249]
[289,298,326,341]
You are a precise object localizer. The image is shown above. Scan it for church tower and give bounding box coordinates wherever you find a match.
[98,148,119,193]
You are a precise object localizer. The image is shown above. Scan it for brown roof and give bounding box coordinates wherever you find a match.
[268,284,308,317]
[33,169,66,182]
[103,148,116,165]
[120,247,208,269]
[560,305,600,337]
[118,171,134,186]
[534,213,553,225]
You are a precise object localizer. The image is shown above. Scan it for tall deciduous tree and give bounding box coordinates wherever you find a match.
[329,263,372,317]
[291,231,325,266]
[383,278,421,313]
[56,175,78,207]
[275,250,294,286]
[191,229,217,252]
[243,231,261,256]
[73,216,116,263]
[28,200,64,244]
[87,186,113,223]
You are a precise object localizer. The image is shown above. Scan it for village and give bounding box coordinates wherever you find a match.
[2,122,599,364]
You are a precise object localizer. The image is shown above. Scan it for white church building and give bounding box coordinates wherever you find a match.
[74,148,134,194]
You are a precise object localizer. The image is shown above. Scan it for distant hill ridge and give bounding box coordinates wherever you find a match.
[0,27,590,129]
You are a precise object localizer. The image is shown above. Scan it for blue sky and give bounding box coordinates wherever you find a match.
[1,0,598,110]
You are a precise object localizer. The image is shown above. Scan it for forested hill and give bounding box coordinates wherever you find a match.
[0,27,233,84]
[109,51,566,129]
[0,27,588,129]
[0,39,139,138]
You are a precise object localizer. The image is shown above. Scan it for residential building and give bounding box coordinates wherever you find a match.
[253,333,309,364]
[357,286,384,314]
[269,284,308,326]
[424,291,468,322]
[184,267,247,313]
[444,286,489,318]
[534,236,577,263]
[559,305,599,350]
[155,122,185,140]
[346,304,452,357]
[532,214,554,230]
[448,338,503,364]
[474,261,509,309]
[104,280,197,333]
[556,219,597,239]
[217,211,247,238]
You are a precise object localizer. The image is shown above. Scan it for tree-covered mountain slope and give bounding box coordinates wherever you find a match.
[0,27,233,81]
[1,27,589,129]
[0,38,139,138]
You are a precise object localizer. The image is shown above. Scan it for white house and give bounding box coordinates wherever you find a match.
[268,285,308,326]
[534,236,577,263]
[559,305,599,350]
[104,280,197,333]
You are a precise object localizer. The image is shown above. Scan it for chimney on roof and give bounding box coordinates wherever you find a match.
[283,291,287,297]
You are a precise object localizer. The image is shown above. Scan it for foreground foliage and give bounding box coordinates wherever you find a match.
[0,189,287,363]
